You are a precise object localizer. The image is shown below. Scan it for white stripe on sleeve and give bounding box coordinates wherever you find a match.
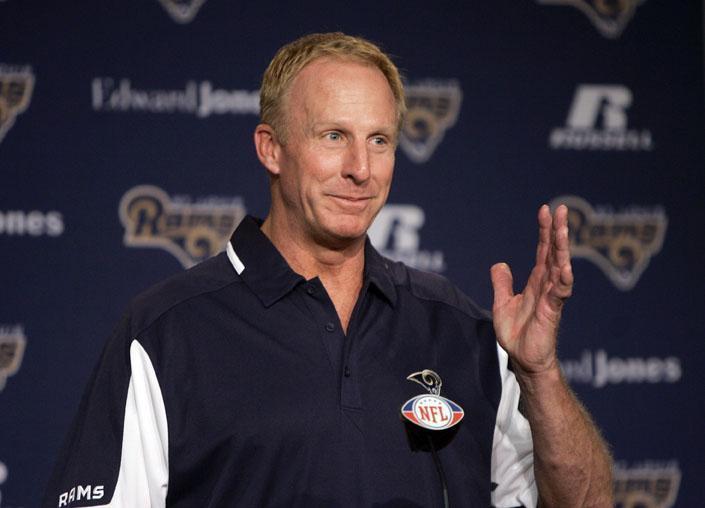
[77,340,169,508]
[491,343,538,508]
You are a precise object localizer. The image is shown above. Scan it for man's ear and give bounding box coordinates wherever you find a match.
[254,123,282,176]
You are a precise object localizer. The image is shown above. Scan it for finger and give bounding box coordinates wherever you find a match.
[491,263,514,309]
[548,207,573,300]
[535,204,552,267]
[545,265,574,310]
[559,263,574,295]
[552,204,571,269]
[547,252,574,304]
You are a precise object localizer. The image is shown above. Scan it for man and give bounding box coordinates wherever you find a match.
[44,33,612,507]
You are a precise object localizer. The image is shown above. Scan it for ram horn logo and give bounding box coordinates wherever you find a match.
[0,325,27,392]
[613,461,681,507]
[119,185,246,268]
[157,0,207,24]
[550,195,666,291]
[399,81,462,164]
[0,65,34,144]
[536,0,645,39]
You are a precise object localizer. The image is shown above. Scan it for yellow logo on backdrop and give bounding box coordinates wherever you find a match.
[119,185,246,268]
[549,195,666,291]
[157,0,207,24]
[0,325,26,392]
[399,81,462,164]
[536,0,645,39]
[0,65,34,144]
[613,462,681,508]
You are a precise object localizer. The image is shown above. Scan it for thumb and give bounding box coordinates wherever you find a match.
[491,263,514,310]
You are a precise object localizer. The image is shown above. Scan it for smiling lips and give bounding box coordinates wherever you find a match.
[328,194,375,210]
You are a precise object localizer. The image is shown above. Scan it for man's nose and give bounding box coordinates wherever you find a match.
[342,139,371,183]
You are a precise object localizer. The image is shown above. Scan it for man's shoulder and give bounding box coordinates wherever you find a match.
[386,259,492,323]
[125,252,240,337]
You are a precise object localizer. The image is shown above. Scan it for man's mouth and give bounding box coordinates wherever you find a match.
[328,194,375,210]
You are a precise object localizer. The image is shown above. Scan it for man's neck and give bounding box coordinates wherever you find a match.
[260,213,366,332]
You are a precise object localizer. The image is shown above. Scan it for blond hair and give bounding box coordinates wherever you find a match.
[260,32,406,142]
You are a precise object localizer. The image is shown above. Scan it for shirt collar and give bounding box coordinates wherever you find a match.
[228,215,397,308]
[227,216,305,307]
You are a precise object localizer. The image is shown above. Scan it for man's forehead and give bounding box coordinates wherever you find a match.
[288,57,392,103]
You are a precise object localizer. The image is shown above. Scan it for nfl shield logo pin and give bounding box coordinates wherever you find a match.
[401,370,464,431]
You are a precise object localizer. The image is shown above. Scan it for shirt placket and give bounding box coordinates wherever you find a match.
[299,277,364,412]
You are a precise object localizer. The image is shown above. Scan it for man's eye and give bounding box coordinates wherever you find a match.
[326,132,341,141]
[372,136,387,145]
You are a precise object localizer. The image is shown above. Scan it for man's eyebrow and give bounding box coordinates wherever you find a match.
[310,122,396,133]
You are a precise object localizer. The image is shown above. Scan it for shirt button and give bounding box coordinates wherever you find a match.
[344,366,351,377]
[305,285,315,295]
[325,322,335,332]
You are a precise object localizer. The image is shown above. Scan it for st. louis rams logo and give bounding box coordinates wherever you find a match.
[0,65,34,144]
[0,325,27,392]
[613,461,681,508]
[157,0,207,24]
[536,0,645,39]
[399,81,462,164]
[550,195,666,291]
[119,185,246,268]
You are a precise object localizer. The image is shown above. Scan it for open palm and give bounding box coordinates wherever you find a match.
[490,204,574,375]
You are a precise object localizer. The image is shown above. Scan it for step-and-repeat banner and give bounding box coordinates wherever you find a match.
[2,1,704,506]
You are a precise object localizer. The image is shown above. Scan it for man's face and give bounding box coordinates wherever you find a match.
[273,57,397,247]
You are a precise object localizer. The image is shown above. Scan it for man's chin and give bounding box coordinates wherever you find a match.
[315,219,370,249]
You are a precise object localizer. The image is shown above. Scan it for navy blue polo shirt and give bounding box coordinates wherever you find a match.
[43,216,536,508]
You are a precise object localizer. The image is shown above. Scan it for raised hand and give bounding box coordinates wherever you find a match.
[490,204,574,375]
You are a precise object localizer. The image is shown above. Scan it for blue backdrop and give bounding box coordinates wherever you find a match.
[1,1,704,506]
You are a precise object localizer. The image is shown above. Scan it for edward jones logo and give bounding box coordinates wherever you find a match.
[560,350,681,388]
[536,0,645,39]
[119,185,246,268]
[0,64,34,144]
[0,210,64,237]
[613,461,681,507]
[92,78,259,118]
[0,324,26,392]
[399,80,462,163]
[157,0,207,23]
[550,195,666,290]
[550,84,652,151]
[369,204,445,272]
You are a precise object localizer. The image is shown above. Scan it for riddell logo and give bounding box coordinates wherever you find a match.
[156,0,207,23]
[369,204,445,272]
[549,84,652,151]
[119,185,246,268]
